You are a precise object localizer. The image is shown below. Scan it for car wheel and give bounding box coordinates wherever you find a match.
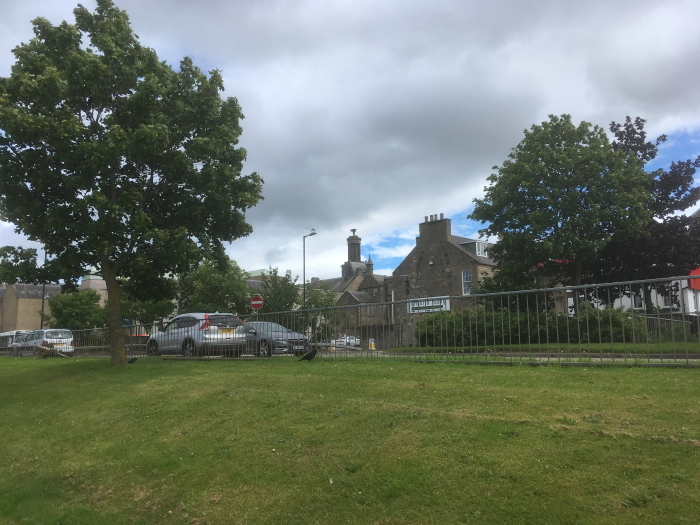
[183,339,198,358]
[258,340,271,358]
[147,340,159,356]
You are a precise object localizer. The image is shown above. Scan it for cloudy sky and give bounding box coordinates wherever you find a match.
[2,0,700,281]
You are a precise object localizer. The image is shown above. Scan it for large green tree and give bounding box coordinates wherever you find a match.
[259,267,299,313]
[470,114,652,288]
[592,117,700,283]
[178,257,251,315]
[43,289,107,331]
[0,1,262,365]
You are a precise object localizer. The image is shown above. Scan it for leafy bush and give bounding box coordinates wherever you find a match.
[412,302,690,348]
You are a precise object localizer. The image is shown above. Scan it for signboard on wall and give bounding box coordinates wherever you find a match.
[407,297,450,314]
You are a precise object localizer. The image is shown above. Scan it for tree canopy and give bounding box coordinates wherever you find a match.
[43,289,107,331]
[0,0,262,364]
[259,267,299,313]
[120,294,175,326]
[304,282,337,310]
[469,114,652,287]
[591,117,700,285]
[178,257,251,315]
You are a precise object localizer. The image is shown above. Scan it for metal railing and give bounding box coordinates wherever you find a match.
[3,276,700,365]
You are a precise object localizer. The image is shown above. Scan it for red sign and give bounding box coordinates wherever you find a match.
[251,295,264,310]
[690,268,700,290]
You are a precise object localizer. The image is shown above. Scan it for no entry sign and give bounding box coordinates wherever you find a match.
[251,295,264,310]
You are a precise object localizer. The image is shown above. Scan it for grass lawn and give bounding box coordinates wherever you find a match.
[1,356,699,524]
[391,342,700,358]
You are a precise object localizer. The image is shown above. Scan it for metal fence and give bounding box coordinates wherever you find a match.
[3,276,700,365]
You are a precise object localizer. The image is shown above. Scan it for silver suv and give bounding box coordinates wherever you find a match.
[146,313,244,357]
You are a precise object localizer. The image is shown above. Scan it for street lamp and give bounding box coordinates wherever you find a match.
[303,228,317,309]
[40,248,47,329]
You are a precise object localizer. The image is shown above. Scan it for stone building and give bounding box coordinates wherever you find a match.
[310,229,391,301]
[304,230,394,348]
[0,270,108,332]
[0,283,62,332]
[392,214,496,345]
[80,270,108,305]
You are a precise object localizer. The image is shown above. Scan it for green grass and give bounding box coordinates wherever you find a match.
[1,357,699,524]
[395,341,700,357]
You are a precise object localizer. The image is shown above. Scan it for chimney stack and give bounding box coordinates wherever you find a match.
[347,229,361,262]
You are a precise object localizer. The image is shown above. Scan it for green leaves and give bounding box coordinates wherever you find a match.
[178,257,251,315]
[44,289,107,331]
[0,0,262,364]
[470,114,652,287]
[259,267,300,313]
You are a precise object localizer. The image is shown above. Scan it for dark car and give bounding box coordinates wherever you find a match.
[242,321,310,357]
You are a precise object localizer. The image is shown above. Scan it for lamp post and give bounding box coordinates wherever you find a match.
[303,228,317,309]
[40,248,47,329]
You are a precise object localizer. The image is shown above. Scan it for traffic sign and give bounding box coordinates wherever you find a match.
[251,295,264,310]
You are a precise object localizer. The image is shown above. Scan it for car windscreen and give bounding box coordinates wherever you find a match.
[208,315,242,328]
[45,330,72,339]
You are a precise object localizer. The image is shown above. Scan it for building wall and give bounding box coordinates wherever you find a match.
[0,284,56,332]
[393,218,489,302]
[80,276,108,305]
[1,288,19,331]
[391,217,495,346]
[15,297,46,330]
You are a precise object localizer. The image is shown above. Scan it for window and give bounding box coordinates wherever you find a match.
[633,293,643,309]
[462,269,472,295]
[476,242,487,257]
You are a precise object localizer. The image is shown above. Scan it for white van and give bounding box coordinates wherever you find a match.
[0,330,32,349]
[20,329,75,354]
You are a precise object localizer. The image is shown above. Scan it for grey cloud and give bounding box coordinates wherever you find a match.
[2,0,700,279]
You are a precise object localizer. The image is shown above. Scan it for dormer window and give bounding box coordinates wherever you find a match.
[476,242,487,257]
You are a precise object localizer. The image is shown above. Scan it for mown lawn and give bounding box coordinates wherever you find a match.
[1,356,699,524]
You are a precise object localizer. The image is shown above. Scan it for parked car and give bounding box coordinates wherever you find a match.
[242,321,310,357]
[20,329,74,354]
[146,313,244,357]
[332,335,360,348]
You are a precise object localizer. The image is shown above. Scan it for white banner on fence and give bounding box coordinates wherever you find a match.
[408,297,450,314]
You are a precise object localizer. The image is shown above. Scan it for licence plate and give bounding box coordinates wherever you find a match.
[293,345,304,350]
[220,328,234,334]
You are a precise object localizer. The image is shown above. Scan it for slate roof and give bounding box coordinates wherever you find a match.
[450,235,497,266]
[307,277,357,293]
[0,283,62,300]
[356,274,386,290]
[338,290,380,305]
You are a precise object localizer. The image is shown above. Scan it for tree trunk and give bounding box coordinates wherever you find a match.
[643,283,654,314]
[101,261,127,366]
[573,259,583,287]
[571,259,583,316]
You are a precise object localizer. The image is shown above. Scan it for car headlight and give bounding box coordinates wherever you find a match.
[274,338,288,344]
